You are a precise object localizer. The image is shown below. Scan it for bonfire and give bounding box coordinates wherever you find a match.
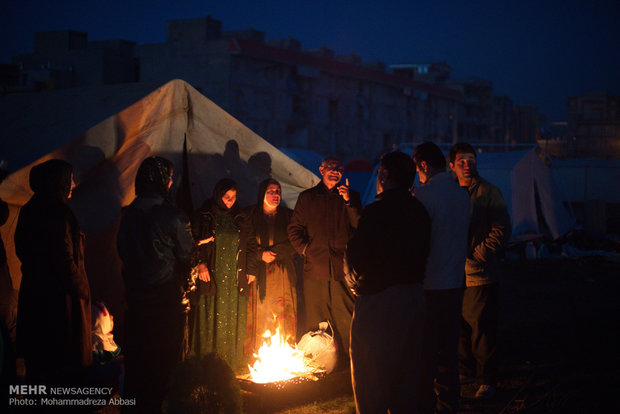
[242,328,324,384]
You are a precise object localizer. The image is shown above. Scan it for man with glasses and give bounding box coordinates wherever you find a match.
[288,156,362,366]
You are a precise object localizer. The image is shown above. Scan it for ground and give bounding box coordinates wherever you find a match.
[268,256,620,413]
[91,256,620,413]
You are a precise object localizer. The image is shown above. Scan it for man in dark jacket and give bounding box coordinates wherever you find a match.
[117,156,194,414]
[346,150,431,413]
[288,156,362,362]
[449,143,511,400]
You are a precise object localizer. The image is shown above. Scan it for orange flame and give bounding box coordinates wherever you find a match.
[247,328,308,383]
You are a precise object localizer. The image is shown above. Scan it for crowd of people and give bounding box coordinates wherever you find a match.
[0,141,511,414]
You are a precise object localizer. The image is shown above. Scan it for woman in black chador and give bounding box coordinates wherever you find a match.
[15,159,92,385]
[117,156,194,414]
[245,178,297,351]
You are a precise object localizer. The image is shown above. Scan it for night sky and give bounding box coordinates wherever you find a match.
[1,0,618,122]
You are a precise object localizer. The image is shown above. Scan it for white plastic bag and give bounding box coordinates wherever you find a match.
[297,322,338,374]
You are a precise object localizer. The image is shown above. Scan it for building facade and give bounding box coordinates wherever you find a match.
[390,66,544,149]
[137,16,461,161]
[567,92,620,158]
[4,15,547,160]
[11,30,138,90]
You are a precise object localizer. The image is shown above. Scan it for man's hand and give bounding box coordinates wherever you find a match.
[247,274,257,284]
[338,178,351,202]
[198,264,210,282]
[262,250,277,263]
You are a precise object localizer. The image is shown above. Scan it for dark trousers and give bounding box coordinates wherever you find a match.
[351,284,425,414]
[123,303,184,414]
[419,288,463,414]
[303,278,355,362]
[458,283,499,386]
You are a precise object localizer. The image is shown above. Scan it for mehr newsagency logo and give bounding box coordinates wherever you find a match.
[8,385,135,407]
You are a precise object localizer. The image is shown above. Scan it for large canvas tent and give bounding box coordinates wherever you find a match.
[475,148,575,240]
[0,79,319,317]
[362,145,575,241]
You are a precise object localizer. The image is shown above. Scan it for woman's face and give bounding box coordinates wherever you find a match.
[263,183,281,209]
[221,189,237,209]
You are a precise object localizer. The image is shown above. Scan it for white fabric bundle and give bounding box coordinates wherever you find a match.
[297,322,338,374]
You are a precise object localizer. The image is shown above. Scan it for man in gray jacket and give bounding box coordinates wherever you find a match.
[449,143,511,400]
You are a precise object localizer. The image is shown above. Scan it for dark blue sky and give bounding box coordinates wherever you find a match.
[2,0,618,122]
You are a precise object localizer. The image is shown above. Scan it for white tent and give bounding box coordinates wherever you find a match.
[476,148,575,240]
[0,79,319,312]
[362,145,575,241]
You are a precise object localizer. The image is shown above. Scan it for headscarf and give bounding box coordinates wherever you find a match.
[135,156,174,198]
[29,159,73,201]
[253,177,282,248]
[212,178,239,216]
[256,178,281,207]
[253,178,292,300]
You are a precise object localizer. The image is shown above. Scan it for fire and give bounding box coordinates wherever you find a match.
[247,328,312,383]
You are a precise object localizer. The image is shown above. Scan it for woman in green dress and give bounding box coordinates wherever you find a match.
[190,178,257,370]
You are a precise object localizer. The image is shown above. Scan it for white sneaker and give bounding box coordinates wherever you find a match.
[475,384,496,399]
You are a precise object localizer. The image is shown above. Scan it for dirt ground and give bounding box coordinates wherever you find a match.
[465,256,620,413]
[269,256,620,414]
[39,255,619,414]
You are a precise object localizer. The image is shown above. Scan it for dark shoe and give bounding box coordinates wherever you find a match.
[474,384,496,399]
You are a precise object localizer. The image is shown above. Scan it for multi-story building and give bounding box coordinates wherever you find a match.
[493,95,515,145]
[448,77,495,144]
[137,16,462,161]
[5,15,546,160]
[389,62,453,84]
[538,121,569,158]
[567,92,620,158]
[11,30,137,90]
[513,104,544,144]
[391,65,545,148]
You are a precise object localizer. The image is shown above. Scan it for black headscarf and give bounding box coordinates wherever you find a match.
[253,177,282,246]
[29,159,73,201]
[255,178,280,207]
[253,178,295,300]
[135,156,174,198]
[212,178,239,216]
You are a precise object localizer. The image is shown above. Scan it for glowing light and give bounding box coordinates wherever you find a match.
[247,328,315,383]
